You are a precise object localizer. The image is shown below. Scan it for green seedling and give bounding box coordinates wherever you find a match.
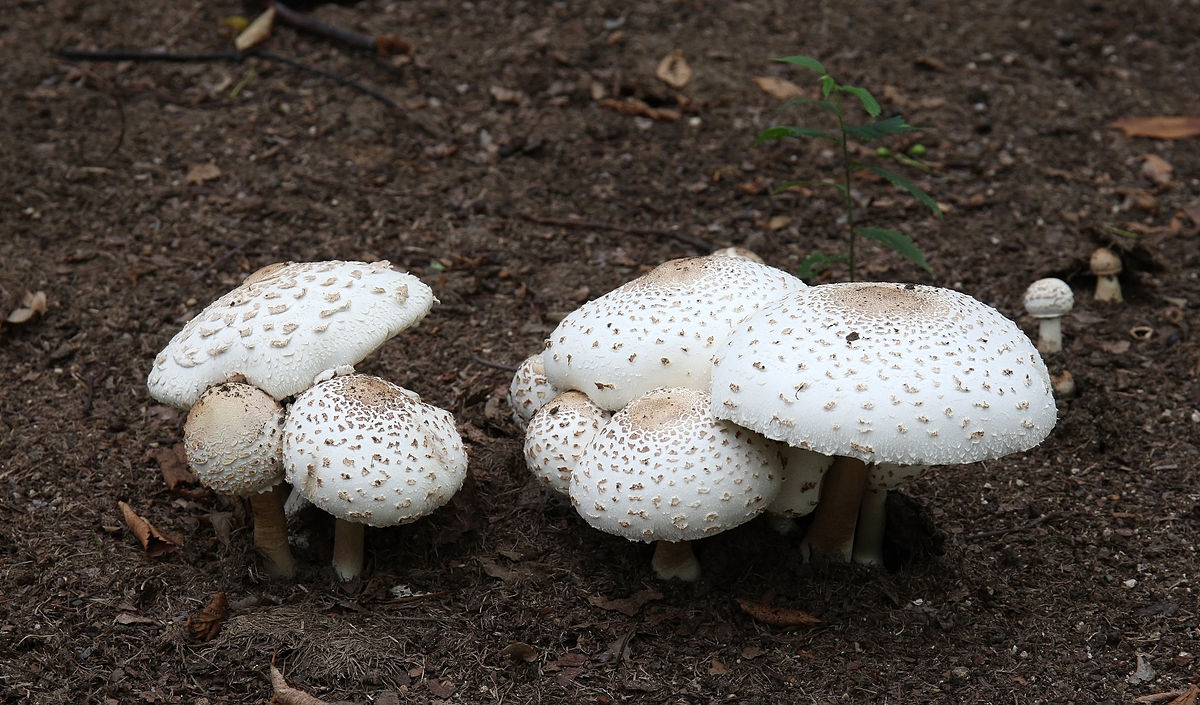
[755,56,943,281]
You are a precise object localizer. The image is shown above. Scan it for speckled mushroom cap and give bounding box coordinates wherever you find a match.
[523,391,612,494]
[282,374,467,527]
[542,255,807,410]
[570,387,783,542]
[147,260,435,409]
[1089,247,1122,276]
[1023,278,1074,318]
[507,353,563,430]
[711,283,1056,465]
[183,382,285,496]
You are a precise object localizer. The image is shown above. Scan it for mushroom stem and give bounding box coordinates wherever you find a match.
[331,519,366,581]
[1036,317,1063,355]
[851,487,888,565]
[801,456,869,562]
[247,486,296,579]
[651,540,700,581]
[1094,275,1122,303]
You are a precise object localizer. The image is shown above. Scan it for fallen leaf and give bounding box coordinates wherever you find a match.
[6,290,47,324]
[1140,154,1174,186]
[1099,339,1131,354]
[186,162,222,184]
[477,556,518,582]
[426,677,456,698]
[740,645,766,660]
[375,35,412,58]
[489,85,527,105]
[1126,652,1155,685]
[500,641,539,663]
[209,511,234,548]
[235,6,275,51]
[753,75,804,100]
[149,444,197,492]
[765,215,792,231]
[114,612,155,625]
[588,589,662,616]
[735,598,821,627]
[1171,685,1199,705]
[118,501,183,557]
[708,659,730,675]
[1111,116,1200,139]
[655,51,692,89]
[269,665,329,705]
[186,592,228,641]
[600,98,681,122]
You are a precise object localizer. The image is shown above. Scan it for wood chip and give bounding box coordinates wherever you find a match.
[1111,116,1200,140]
[735,598,820,627]
[655,51,692,89]
[753,75,804,100]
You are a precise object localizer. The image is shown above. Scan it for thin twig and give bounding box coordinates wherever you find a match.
[192,238,261,283]
[963,512,1061,542]
[519,213,712,252]
[471,355,518,373]
[269,1,410,56]
[57,47,397,110]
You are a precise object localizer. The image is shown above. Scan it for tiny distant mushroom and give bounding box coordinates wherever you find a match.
[507,352,563,430]
[712,283,1057,563]
[570,387,783,581]
[523,391,612,494]
[1089,247,1123,303]
[282,374,467,581]
[184,381,294,578]
[1023,278,1074,354]
[542,254,807,410]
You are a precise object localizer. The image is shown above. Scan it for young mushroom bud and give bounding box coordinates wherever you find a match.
[1023,278,1074,354]
[507,352,563,431]
[1089,247,1123,303]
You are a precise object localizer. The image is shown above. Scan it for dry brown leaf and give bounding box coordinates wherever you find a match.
[375,35,412,58]
[149,444,198,492]
[500,641,539,663]
[6,290,47,324]
[186,162,222,184]
[426,678,457,698]
[1111,116,1200,140]
[1140,154,1174,186]
[118,501,182,557]
[600,98,681,122]
[655,51,692,89]
[753,75,804,100]
[269,666,329,705]
[708,659,730,675]
[477,556,518,582]
[735,598,821,627]
[235,6,275,51]
[186,592,228,641]
[588,589,663,616]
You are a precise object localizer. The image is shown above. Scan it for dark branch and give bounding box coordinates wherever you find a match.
[518,213,712,252]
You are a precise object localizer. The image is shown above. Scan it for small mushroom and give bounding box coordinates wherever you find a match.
[523,391,612,494]
[282,374,467,581]
[1023,278,1074,354]
[712,282,1057,563]
[1089,247,1123,303]
[184,382,294,578]
[569,387,783,581]
[542,254,807,410]
[507,352,563,430]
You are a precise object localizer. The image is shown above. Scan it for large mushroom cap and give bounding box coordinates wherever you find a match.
[1023,278,1074,318]
[183,382,285,496]
[282,374,467,527]
[711,283,1056,465]
[147,260,435,408]
[542,255,807,410]
[524,391,612,494]
[569,387,783,542]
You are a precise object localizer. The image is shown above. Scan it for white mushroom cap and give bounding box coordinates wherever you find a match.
[543,255,807,410]
[711,283,1056,466]
[148,261,436,409]
[282,374,467,527]
[507,353,563,430]
[1023,278,1074,318]
[868,463,930,490]
[183,382,285,496]
[569,387,783,542]
[523,391,612,494]
[710,246,765,264]
[1089,247,1122,277]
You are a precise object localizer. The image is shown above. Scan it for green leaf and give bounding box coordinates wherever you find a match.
[819,75,835,98]
[837,85,881,117]
[772,55,827,74]
[864,164,943,218]
[754,125,841,145]
[855,227,933,273]
[844,115,920,141]
[771,179,848,196]
[796,251,847,279]
[782,97,839,115]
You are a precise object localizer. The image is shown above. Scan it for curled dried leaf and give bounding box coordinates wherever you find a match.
[186,592,229,641]
[735,598,820,627]
[500,641,539,663]
[269,666,329,705]
[118,501,183,557]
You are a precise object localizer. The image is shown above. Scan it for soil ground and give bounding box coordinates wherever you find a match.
[2,1,1199,703]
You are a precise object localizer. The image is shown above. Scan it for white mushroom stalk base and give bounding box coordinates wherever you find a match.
[800,456,869,562]
[651,541,701,582]
[332,519,366,582]
[851,487,889,566]
[248,486,296,579]
[1036,317,1063,355]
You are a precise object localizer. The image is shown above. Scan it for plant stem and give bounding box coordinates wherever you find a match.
[834,92,858,282]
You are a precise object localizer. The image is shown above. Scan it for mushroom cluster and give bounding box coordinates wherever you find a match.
[148,260,462,580]
[512,253,1059,575]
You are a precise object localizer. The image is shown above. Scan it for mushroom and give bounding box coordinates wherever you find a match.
[507,352,564,430]
[569,387,783,581]
[523,391,612,494]
[542,254,807,411]
[763,448,833,534]
[711,282,1057,563]
[710,246,765,263]
[1023,278,1074,354]
[282,374,467,581]
[183,382,294,577]
[1089,247,1123,303]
